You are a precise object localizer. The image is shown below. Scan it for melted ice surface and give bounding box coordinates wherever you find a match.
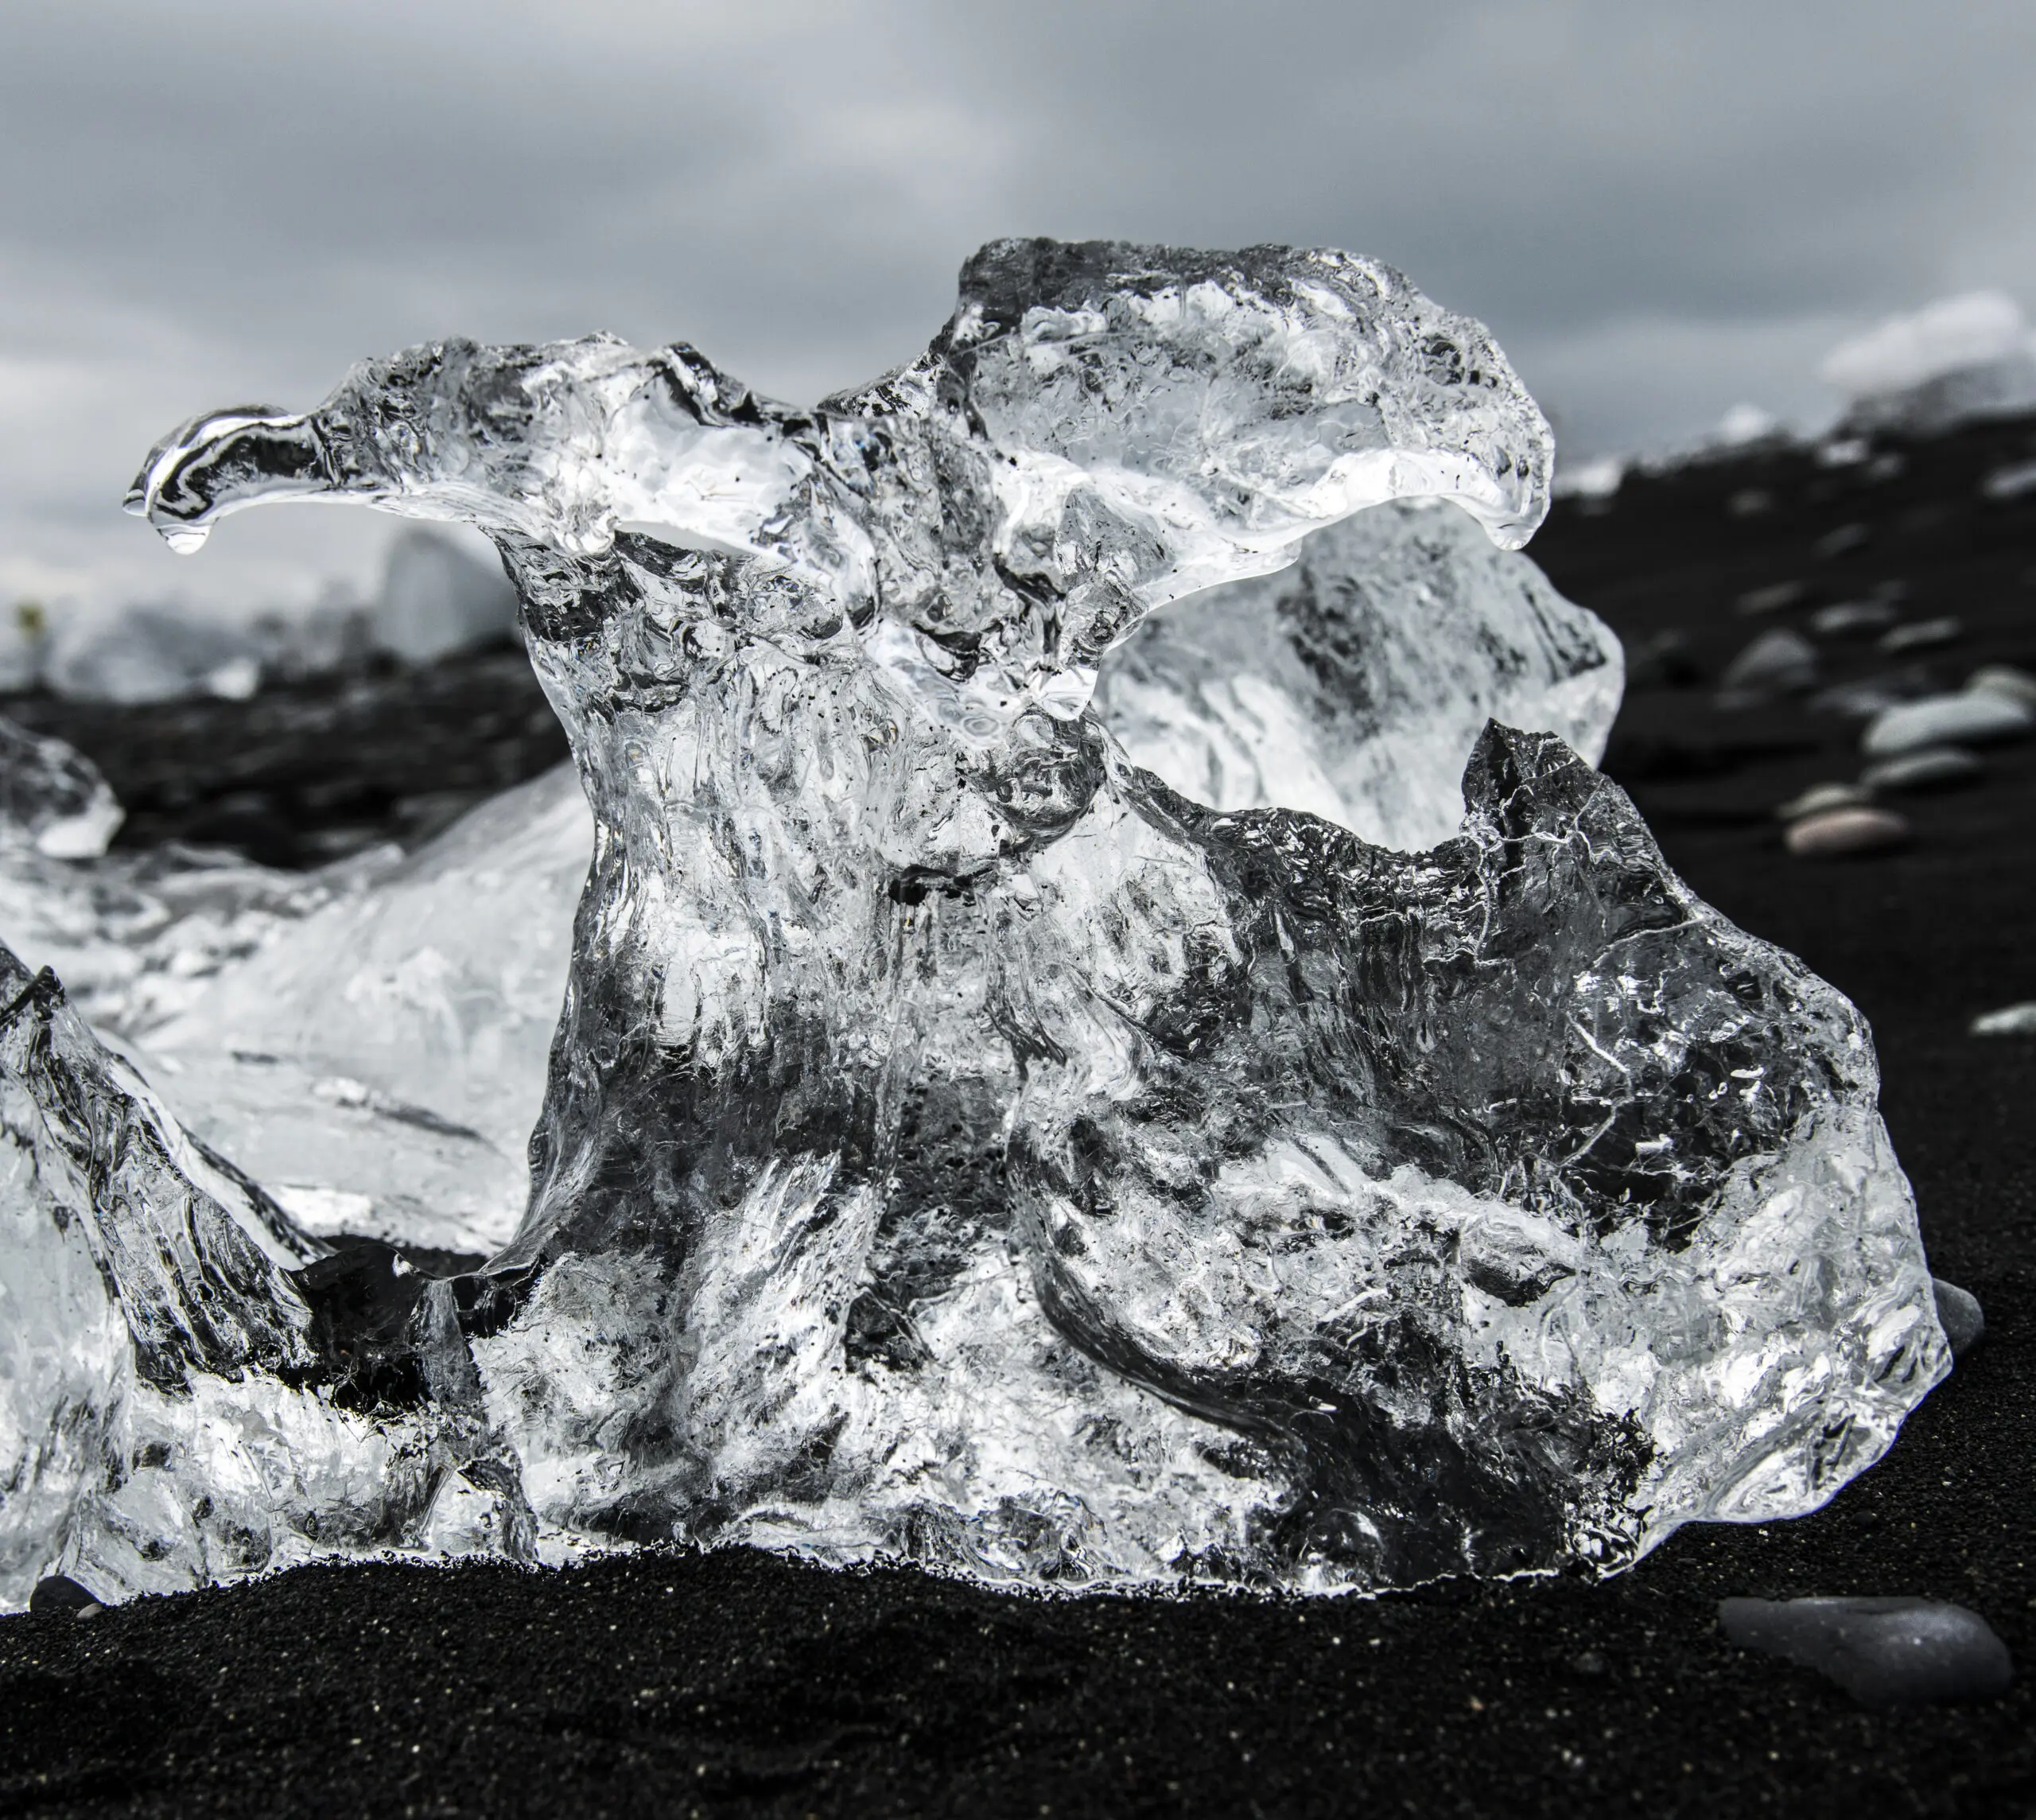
[0,239,1943,1608]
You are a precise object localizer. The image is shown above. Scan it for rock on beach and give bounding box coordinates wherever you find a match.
[1785,806,1911,858]
[1862,691,2034,758]
[1859,746,1983,792]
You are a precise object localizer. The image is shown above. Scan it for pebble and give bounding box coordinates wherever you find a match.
[1719,628,1818,698]
[1970,1001,2036,1037]
[1719,1596,2014,1708]
[1858,746,1983,793]
[29,1574,103,1616]
[1932,1278,1986,1359]
[1861,691,2035,758]
[1982,458,2036,500]
[1811,600,1898,637]
[1966,663,2036,710]
[1736,579,1805,614]
[1784,807,1910,858]
[1876,615,1963,654]
[1809,677,1928,720]
[1774,782,1875,822]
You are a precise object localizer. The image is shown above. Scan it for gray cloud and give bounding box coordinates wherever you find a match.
[4,0,2032,612]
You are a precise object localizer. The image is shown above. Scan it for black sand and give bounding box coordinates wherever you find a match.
[4,416,2034,1817]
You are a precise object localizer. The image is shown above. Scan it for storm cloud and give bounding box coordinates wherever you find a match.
[4,0,2033,614]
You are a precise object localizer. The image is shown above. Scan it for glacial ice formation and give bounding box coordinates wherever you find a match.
[0,239,1945,1607]
[2,499,1617,1268]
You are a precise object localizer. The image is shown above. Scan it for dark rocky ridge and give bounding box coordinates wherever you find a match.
[2,414,2032,1815]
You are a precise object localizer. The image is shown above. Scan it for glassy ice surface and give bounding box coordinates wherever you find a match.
[0,812,398,1040]
[1093,497,1620,846]
[0,754,588,1258]
[135,764,591,1258]
[0,714,125,860]
[2,239,1945,1608]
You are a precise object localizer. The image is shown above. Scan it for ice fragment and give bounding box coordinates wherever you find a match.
[0,239,1949,1604]
[0,717,123,860]
[1862,692,2034,757]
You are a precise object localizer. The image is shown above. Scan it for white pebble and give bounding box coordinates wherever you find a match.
[1862,692,2034,758]
[1785,807,1910,858]
[1775,782,1874,822]
[1970,1001,2036,1037]
[1967,663,2036,710]
[1859,746,1983,792]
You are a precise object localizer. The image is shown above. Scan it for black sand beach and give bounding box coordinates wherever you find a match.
[4,414,2033,1818]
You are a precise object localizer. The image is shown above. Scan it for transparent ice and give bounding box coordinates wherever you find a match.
[0,714,125,860]
[1,240,1945,1607]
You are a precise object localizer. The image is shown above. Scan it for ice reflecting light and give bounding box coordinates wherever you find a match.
[0,241,1943,1607]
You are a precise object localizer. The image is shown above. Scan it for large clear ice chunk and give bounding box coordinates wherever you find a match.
[0,240,1945,1605]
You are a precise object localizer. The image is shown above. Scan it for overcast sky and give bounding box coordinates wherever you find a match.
[4,0,2034,619]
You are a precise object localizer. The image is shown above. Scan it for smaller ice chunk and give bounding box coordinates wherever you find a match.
[0,939,523,1608]
[1553,454,1624,501]
[375,527,520,666]
[1093,499,1621,850]
[1713,402,1780,446]
[1821,292,2036,435]
[138,765,593,1255]
[43,606,268,706]
[0,830,398,1040]
[0,716,123,859]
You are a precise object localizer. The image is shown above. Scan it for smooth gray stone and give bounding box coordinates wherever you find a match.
[1720,1596,2014,1707]
[1775,782,1875,823]
[1813,600,1898,638]
[1863,692,2034,757]
[1933,1279,1986,1358]
[1859,746,1984,792]
[1972,1001,2036,1038]
[1783,806,1910,858]
[1719,628,1817,697]
[1737,580,1805,615]
[1877,616,1964,655]
[1967,663,2036,710]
